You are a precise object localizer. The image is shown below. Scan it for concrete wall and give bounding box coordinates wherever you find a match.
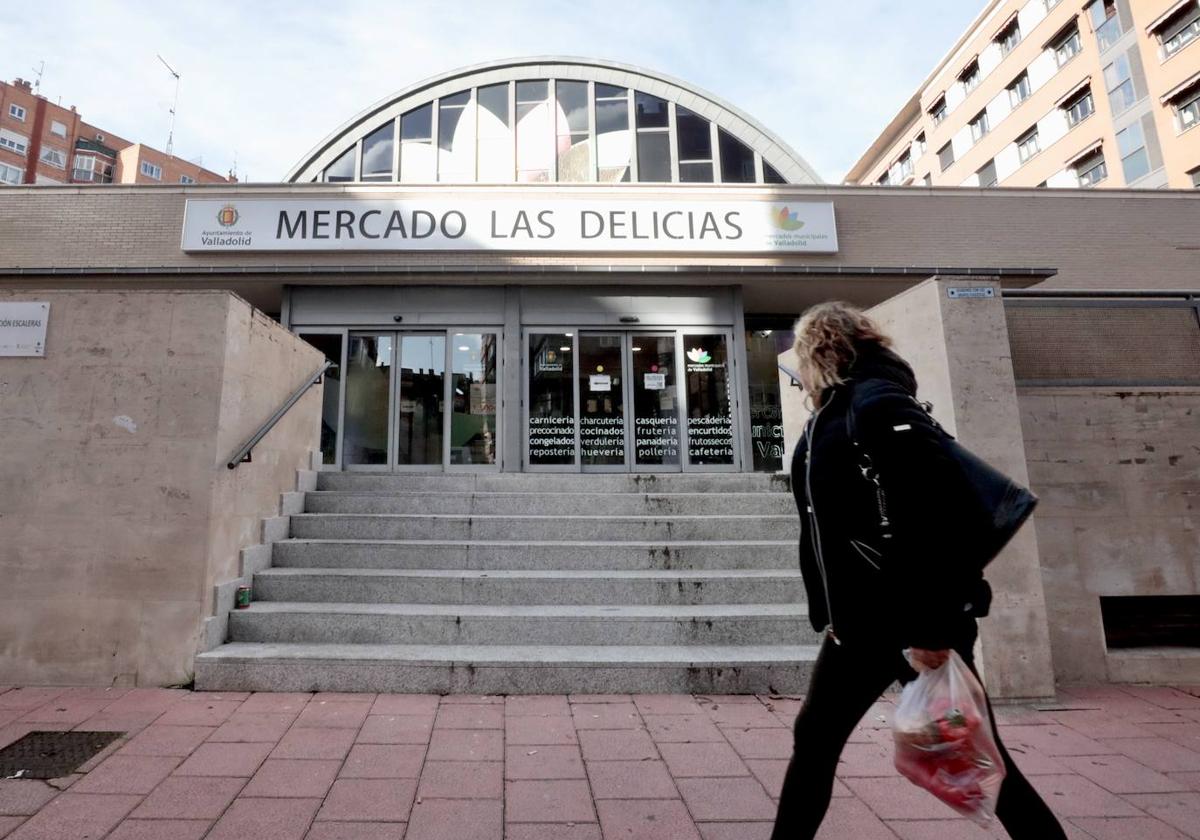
[0,289,322,686]
[1019,386,1200,683]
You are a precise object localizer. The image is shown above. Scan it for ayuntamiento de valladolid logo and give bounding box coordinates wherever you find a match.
[200,204,252,247]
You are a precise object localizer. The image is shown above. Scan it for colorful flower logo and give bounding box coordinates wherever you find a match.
[217,204,239,227]
[687,348,712,364]
[772,206,806,231]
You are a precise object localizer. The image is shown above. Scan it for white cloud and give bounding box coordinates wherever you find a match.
[7,0,980,182]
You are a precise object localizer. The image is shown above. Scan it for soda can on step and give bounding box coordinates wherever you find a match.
[235,586,251,609]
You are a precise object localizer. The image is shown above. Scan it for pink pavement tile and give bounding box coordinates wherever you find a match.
[98,689,189,715]
[416,761,502,798]
[1138,723,1200,750]
[816,797,913,840]
[293,700,371,729]
[577,729,658,761]
[659,741,751,778]
[720,726,794,759]
[426,729,503,761]
[156,699,243,727]
[1027,774,1145,818]
[572,703,642,730]
[73,711,161,736]
[1053,709,1155,739]
[990,704,1060,726]
[205,797,320,840]
[505,695,571,717]
[174,740,273,777]
[884,817,1006,839]
[17,699,110,727]
[117,725,215,757]
[0,712,21,730]
[677,776,776,821]
[272,727,357,760]
[0,817,26,839]
[0,781,59,816]
[370,695,439,716]
[505,824,602,840]
[1120,687,1200,711]
[697,823,774,840]
[233,693,312,716]
[339,743,425,778]
[842,776,964,821]
[5,792,140,840]
[699,695,764,705]
[586,759,678,799]
[0,690,65,711]
[1059,754,1186,794]
[1100,737,1200,773]
[633,695,705,716]
[568,694,632,704]
[746,759,789,798]
[596,798,701,840]
[643,714,726,743]
[313,692,376,704]
[208,712,295,743]
[505,745,586,780]
[106,819,213,840]
[0,723,71,751]
[1168,772,1200,792]
[1079,695,1191,725]
[316,779,416,822]
[304,822,406,840]
[1001,725,1119,757]
[505,714,578,746]
[242,759,341,798]
[432,704,503,730]
[1001,744,1071,775]
[438,694,503,705]
[405,798,501,840]
[836,742,896,777]
[1071,817,1193,839]
[705,703,782,728]
[356,715,434,745]
[506,779,596,823]
[130,776,246,819]
[70,755,179,794]
[1122,792,1200,839]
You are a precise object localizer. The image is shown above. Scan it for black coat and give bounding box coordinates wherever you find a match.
[790,345,987,651]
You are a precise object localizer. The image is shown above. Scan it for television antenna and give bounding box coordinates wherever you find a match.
[157,54,180,157]
[32,61,44,94]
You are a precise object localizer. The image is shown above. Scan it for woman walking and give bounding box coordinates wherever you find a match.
[771,302,1065,839]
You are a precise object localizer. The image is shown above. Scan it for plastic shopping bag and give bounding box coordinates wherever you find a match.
[892,650,1006,825]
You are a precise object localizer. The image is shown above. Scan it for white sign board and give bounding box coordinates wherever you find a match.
[0,302,49,357]
[589,374,612,392]
[644,373,667,391]
[182,197,838,254]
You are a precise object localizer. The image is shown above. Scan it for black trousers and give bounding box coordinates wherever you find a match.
[770,631,1067,840]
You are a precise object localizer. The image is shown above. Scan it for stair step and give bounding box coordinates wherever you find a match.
[288,513,800,542]
[316,472,792,494]
[195,642,819,694]
[272,539,796,571]
[229,602,819,646]
[251,568,805,606]
[304,491,796,516]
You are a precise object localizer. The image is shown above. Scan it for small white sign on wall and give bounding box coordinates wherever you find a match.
[0,302,49,356]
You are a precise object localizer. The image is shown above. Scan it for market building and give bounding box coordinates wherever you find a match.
[1,58,1198,700]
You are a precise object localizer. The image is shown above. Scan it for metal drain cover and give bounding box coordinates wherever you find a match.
[0,731,123,779]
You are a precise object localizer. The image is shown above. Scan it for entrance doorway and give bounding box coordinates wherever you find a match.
[342,329,500,471]
[525,329,740,472]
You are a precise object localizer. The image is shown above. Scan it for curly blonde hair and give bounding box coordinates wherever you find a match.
[793,302,892,401]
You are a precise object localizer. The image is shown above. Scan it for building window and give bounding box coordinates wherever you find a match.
[595,83,630,183]
[72,154,95,181]
[1089,0,1123,52]
[877,171,891,186]
[478,82,513,182]
[929,96,947,125]
[139,160,162,180]
[361,119,396,181]
[675,105,714,183]
[1017,126,1041,162]
[1116,121,1152,182]
[1054,25,1083,66]
[634,91,670,183]
[1178,89,1200,131]
[1008,72,1032,108]
[516,81,555,183]
[399,102,434,182]
[977,159,998,187]
[915,132,927,155]
[996,20,1022,56]
[38,146,66,169]
[8,104,26,122]
[960,60,981,93]
[179,174,195,184]
[718,128,756,183]
[1103,55,1138,115]
[1158,3,1200,58]
[49,120,67,138]
[763,162,786,184]
[1191,168,1200,187]
[0,129,29,155]
[1045,0,1062,9]
[1073,149,1108,187]
[969,109,990,142]
[896,150,913,180]
[937,141,955,171]
[1063,87,1095,127]
[0,161,20,184]
[923,173,932,186]
[324,145,355,182]
[440,90,477,182]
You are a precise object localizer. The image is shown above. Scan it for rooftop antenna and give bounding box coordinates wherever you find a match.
[156,54,180,157]
[32,61,44,95]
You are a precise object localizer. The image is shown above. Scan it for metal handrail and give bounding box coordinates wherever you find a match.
[226,360,333,469]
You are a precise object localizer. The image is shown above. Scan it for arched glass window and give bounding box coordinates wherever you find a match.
[324,146,355,182]
[477,83,512,182]
[516,81,553,182]
[676,106,713,183]
[439,91,475,182]
[719,128,756,183]
[361,122,394,181]
[400,104,434,182]
[556,80,591,182]
[595,84,630,183]
[635,92,670,182]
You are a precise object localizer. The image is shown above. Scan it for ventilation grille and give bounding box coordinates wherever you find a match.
[1006,304,1200,385]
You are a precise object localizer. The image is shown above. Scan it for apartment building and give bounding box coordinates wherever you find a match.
[846,0,1200,189]
[0,76,233,186]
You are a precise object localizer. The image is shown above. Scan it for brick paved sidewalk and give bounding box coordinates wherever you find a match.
[1,684,1199,839]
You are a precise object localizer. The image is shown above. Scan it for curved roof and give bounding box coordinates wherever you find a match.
[285,56,821,186]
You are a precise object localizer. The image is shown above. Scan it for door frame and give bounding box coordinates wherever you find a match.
[678,327,742,474]
[294,327,349,471]
[522,327,582,474]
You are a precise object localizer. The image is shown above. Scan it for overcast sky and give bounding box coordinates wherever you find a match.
[3,1,980,183]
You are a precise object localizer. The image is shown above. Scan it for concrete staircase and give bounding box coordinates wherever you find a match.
[195,472,820,694]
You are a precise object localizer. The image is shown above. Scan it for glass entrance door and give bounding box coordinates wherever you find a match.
[343,329,500,471]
